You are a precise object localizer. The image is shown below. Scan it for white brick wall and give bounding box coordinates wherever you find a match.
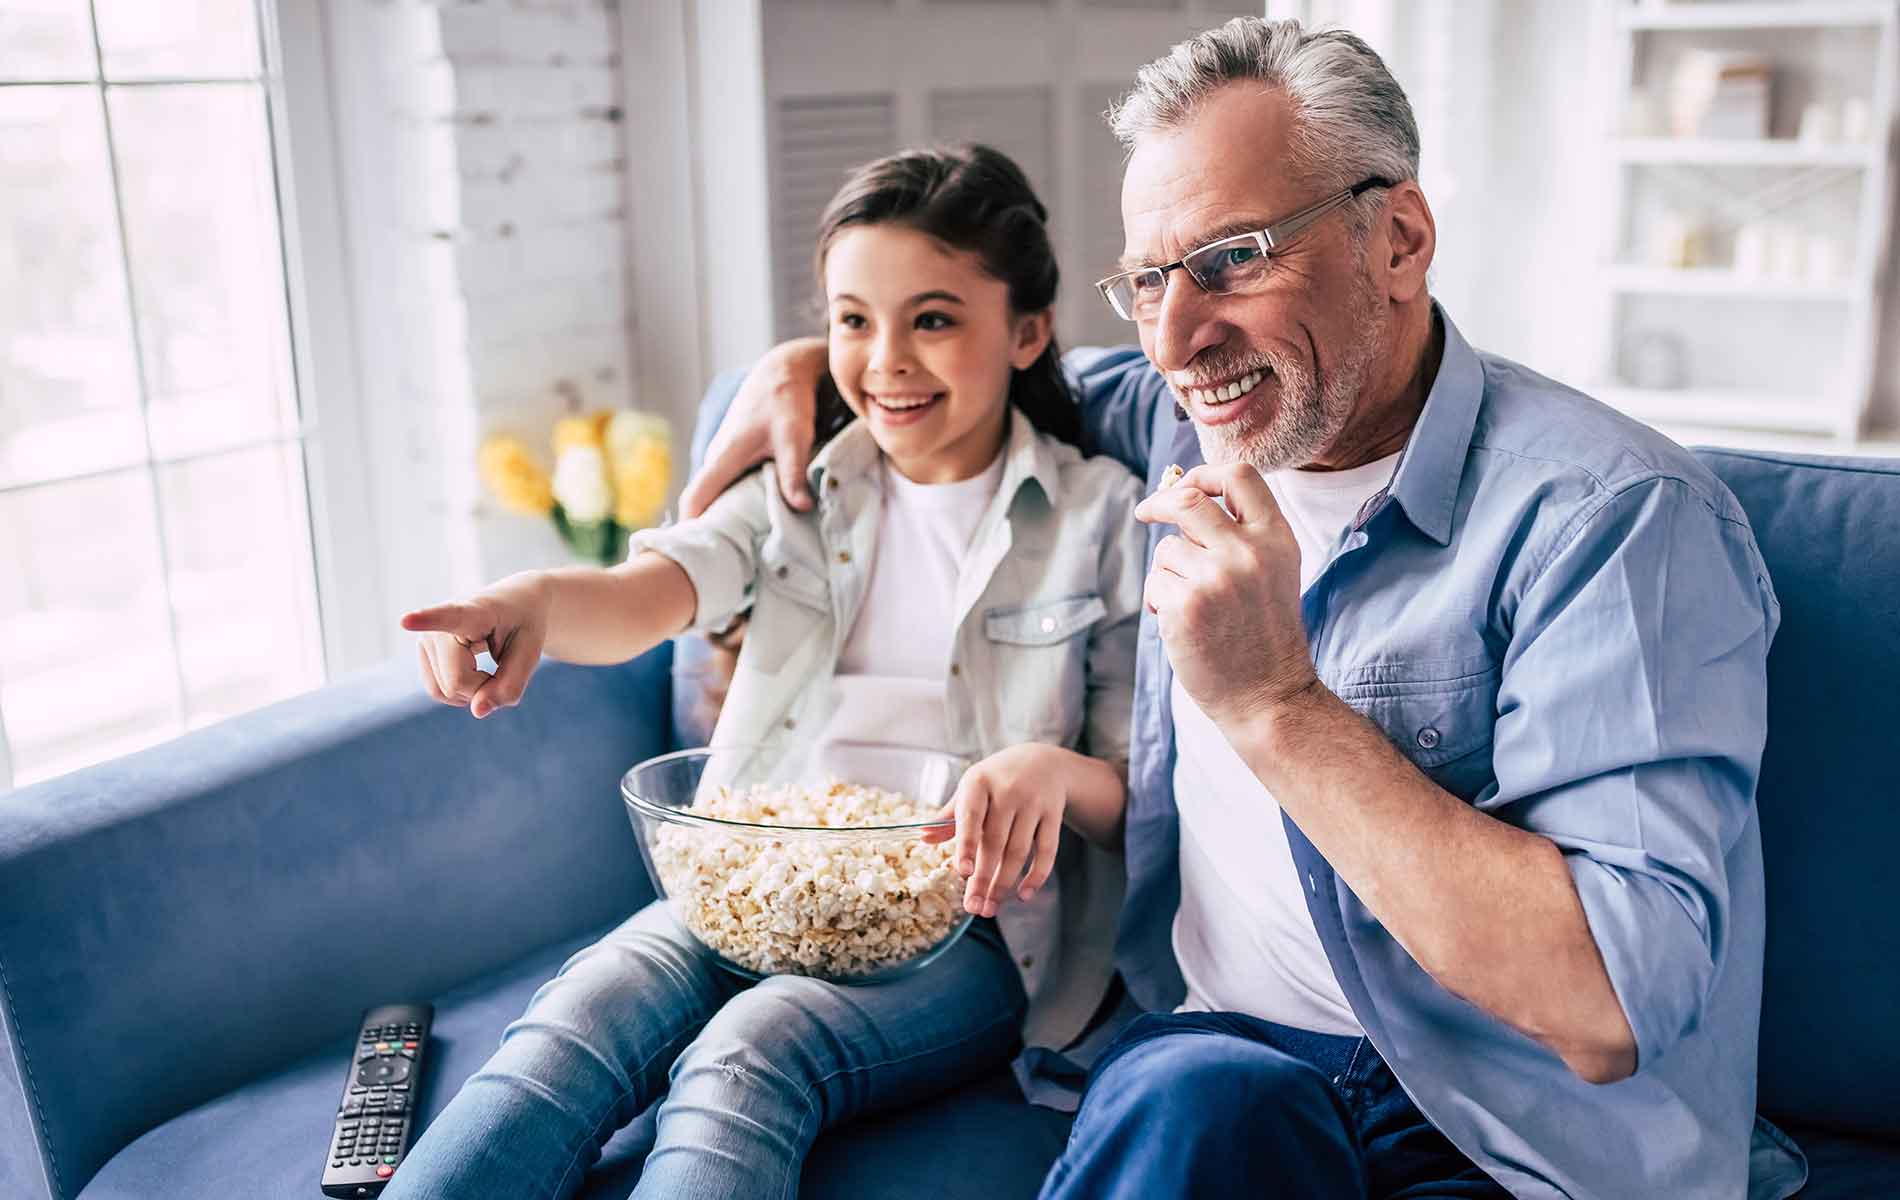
[323,0,643,637]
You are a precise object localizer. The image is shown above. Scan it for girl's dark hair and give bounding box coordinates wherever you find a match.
[810,143,1081,450]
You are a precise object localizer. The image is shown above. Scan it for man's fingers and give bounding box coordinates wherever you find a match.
[1149,533,1201,583]
[1176,463,1279,528]
[469,625,543,719]
[1134,483,1235,548]
[1143,560,1190,620]
[768,413,814,511]
[1019,820,1061,901]
[679,432,766,520]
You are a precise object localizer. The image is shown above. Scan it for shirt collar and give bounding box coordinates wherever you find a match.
[1383,304,1483,547]
[806,405,1061,506]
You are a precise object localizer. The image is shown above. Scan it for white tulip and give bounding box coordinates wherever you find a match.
[551,445,613,523]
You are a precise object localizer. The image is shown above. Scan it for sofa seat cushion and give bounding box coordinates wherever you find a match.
[1778,1124,1900,1198]
[80,925,1071,1200]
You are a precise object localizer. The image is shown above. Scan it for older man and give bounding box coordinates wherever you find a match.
[682,19,1804,1200]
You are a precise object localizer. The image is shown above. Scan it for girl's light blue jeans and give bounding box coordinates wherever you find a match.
[382,900,1026,1200]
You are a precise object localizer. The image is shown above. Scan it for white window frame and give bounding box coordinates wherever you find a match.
[0,0,382,790]
[267,0,385,680]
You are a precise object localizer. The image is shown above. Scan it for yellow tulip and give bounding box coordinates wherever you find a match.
[552,410,611,454]
[606,411,673,529]
[477,435,554,516]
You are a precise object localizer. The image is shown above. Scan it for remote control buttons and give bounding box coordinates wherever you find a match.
[376,1165,395,1178]
[358,1058,410,1085]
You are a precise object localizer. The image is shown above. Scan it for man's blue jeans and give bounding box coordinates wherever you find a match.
[384,901,1025,1200]
[1039,1010,1511,1199]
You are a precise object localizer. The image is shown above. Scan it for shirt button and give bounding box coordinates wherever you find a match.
[949,663,960,676]
[827,477,839,491]
[837,550,851,564]
[783,717,796,730]
[774,564,788,579]
[1039,616,1056,633]
[1020,955,1034,968]
[1416,726,1441,750]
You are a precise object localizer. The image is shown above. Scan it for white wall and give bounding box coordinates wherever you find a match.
[321,0,639,653]
[1427,0,1898,438]
[309,0,1897,676]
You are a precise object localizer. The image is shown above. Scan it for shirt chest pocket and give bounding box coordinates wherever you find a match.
[1331,660,1499,801]
[982,593,1105,743]
[746,537,831,677]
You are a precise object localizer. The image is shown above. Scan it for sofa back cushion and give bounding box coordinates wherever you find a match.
[1695,448,1900,1139]
[669,368,748,750]
[0,652,668,1199]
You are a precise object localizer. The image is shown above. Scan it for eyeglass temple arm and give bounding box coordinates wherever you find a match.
[1263,178,1389,250]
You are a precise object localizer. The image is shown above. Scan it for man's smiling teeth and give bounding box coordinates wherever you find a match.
[869,393,938,411]
[1182,369,1265,407]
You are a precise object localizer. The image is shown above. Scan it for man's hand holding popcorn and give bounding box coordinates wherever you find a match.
[1134,463,1320,729]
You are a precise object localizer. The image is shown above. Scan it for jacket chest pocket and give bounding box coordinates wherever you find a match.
[746,540,830,677]
[982,593,1105,742]
[1331,660,1499,801]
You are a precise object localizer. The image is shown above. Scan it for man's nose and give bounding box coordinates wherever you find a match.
[1147,270,1222,374]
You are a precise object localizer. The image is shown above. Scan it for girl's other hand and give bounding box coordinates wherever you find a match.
[400,572,551,720]
[923,744,1071,917]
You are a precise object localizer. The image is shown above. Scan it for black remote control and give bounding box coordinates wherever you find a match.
[321,1003,433,1197]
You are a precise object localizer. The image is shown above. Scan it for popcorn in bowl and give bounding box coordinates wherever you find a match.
[623,748,973,984]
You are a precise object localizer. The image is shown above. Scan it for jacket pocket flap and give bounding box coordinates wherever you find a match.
[984,593,1107,646]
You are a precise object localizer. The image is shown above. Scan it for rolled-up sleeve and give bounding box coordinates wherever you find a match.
[626,467,776,635]
[1084,470,1147,773]
[1491,475,1779,1073]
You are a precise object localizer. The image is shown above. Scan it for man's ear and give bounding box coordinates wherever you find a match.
[1377,182,1436,304]
[1011,310,1054,370]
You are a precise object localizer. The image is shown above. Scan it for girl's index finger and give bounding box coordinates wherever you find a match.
[399,602,487,641]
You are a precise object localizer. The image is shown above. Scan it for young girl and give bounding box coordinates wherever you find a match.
[387,144,1145,1199]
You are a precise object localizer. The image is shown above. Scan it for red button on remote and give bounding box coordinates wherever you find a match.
[402,1040,417,1049]
[376,1164,395,1178]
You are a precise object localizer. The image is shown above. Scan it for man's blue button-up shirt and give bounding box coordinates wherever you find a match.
[1068,309,1805,1199]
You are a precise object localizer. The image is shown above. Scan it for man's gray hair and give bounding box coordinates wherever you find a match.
[1108,17,1419,217]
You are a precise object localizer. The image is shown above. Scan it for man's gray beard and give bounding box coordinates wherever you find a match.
[1194,280,1386,475]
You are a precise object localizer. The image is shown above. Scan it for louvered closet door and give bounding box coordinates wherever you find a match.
[762,0,1262,349]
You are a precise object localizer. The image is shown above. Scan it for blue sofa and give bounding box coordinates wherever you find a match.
[3,385,1898,1196]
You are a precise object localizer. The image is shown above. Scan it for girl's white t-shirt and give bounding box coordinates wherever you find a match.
[1171,449,1401,1035]
[811,451,1006,773]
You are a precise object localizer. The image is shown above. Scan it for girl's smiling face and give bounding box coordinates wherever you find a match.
[824,223,1051,484]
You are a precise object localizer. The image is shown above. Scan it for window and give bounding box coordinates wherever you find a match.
[0,0,332,789]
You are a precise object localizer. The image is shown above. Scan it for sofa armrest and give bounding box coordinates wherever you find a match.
[0,648,672,1200]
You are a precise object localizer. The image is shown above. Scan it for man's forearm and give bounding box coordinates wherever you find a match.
[1223,681,1638,1083]
[538,552,698,666]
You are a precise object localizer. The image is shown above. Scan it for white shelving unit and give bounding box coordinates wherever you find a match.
[1593,0,1900,440]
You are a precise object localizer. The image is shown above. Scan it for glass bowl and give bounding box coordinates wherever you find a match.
[621,743,974,985]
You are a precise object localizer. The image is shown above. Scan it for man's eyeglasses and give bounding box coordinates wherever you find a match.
[1094,176,1393,322]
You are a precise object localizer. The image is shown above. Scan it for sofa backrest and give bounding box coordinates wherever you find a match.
[1695,448,1900,1140]
[0,652,670,1200]
[669,368,748,750]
